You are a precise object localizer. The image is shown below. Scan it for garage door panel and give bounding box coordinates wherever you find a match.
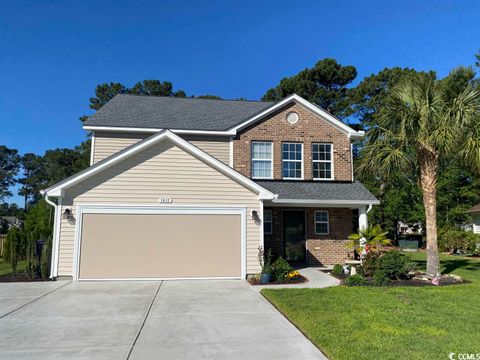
[79,213,242,279]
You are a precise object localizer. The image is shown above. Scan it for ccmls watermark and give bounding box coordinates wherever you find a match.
[449,353,480,360]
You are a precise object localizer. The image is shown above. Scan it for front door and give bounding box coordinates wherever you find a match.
[283,211,306,263]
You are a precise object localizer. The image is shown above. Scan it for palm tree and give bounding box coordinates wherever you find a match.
[357,72,480,277]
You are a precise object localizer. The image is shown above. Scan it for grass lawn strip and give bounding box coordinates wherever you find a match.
[261,253,480,360]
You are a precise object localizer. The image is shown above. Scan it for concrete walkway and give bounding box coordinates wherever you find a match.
[0,280,327,360]
[252,267,340,291]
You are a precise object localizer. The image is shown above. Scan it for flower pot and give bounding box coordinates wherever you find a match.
[260,273,271,284]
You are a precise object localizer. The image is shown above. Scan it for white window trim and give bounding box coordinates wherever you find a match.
[282,142,304,180]
[312,143,334,181]
[251,141,273,179]
[263,209,273,235]
[314,210,329,235]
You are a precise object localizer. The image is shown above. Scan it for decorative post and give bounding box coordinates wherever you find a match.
[358,206,368,262]
[358,206,368,231]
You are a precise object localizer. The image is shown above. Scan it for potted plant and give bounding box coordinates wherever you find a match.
[258,246,273,284]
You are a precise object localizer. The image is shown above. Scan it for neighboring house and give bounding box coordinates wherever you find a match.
[397,221,423,236]
[0,216,23,232]
[466,204,480,234]
[42,94,379,281]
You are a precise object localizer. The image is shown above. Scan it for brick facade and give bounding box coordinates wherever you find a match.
[264,207,355,266]
[233,103,352,181]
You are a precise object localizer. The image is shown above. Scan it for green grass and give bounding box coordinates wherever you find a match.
[261,253,480,360]
[0,257,27,277]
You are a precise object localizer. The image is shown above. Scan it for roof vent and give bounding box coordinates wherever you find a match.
[286,112,299,125]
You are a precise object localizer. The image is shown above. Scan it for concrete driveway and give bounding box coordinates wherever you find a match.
[0,280,326,360]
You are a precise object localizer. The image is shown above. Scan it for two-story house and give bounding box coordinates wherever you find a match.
[42,94,379,281]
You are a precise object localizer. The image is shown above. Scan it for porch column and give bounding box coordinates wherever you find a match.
[358,206,368,231]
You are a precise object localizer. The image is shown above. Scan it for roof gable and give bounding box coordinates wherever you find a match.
[42,130,275,200]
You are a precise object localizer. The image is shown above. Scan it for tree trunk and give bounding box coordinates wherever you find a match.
[418,148,440,277]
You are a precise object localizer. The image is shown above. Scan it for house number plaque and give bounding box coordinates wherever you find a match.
[158,198,173,204]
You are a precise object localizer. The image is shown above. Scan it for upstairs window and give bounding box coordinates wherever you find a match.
[315,211,329,235]
[282,143,303,179]
[251,142,273,179]
[312,143,333,180]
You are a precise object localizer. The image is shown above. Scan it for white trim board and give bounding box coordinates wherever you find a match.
[89,133,95,166]
[42,130,276,200]
[73,204,248,282]
[267,199,380,207]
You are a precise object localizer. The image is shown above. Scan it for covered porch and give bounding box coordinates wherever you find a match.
[258,181,379,266]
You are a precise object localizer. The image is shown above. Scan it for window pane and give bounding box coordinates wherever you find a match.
[264,210,272,234]
[313,162,332,179]
[283,161,302,178]
[252,160,271,178]
[315,222,328,234]
[313,143,331,161]
[282,143,302,161]
[252,142,272,160]
[315,211,328,222]
[264,222,272,234]
[282,143,302,179]
[264,210,272,222]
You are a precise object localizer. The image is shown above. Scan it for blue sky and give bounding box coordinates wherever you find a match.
[1,0,479,205]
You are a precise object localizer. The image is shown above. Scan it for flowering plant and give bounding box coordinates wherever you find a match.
[286,271,301,279]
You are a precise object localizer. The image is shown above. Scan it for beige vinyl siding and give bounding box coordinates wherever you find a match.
[57,139,261,277]
[93,131,231,165]
[93,132,146,164]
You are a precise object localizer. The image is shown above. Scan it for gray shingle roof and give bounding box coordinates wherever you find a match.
[255,180,379,203]
[84,94,274,131]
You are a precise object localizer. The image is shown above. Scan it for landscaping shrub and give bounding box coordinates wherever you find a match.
[4,227,26,276]
[438,228,480,254]
[332,264,343,276]
[272,257,293,281]
[345,274,368,286]
[258,246,273,274]
[372,269,389,286]
[40,235,52,280]
[378,251,414,279]
[361,251,381,276]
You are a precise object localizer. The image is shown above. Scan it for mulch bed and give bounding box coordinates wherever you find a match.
[0,271,50,283]
[320,269,466,287]
[249,274,308,286]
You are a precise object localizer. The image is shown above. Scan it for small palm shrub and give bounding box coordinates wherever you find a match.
[347,225,391,256]
[345,274,368,286]
[272,257,294,281]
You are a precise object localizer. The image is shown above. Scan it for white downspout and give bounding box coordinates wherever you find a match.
[44,192,61,279]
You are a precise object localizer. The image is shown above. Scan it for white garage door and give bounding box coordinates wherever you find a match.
[76,207,245,280]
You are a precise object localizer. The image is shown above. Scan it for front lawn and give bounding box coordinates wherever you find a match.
[262,253,480,360]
